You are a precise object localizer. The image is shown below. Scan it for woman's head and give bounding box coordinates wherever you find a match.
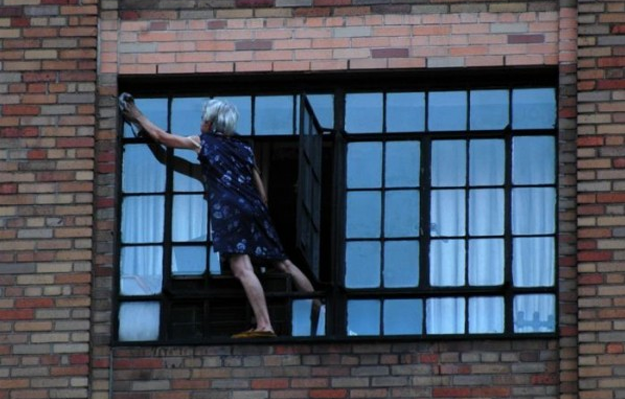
[201,99,239,135]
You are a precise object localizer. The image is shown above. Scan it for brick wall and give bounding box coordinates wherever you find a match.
[0,0,97,398]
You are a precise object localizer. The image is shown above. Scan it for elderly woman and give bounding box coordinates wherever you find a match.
[120,94,315,338]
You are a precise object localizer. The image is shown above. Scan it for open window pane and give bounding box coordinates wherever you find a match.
[347,300,380,336]
[469,189,504,236]
[346,191,381,239]
[468,239,504,286]
[428,91,467,132]
[385,141,420,187]
[427,297,465,334]
[430,239,465,287]
[122,145,166,193]
[347,142,382,189]
[469,297,504,333]
[345,241,381,288]
[387,92,425,133]
[512,136,556,185]
[121,196,164,244]
[513,237,555,287]
[384,240,419,288]
[512,88,556,130]
[469,139,505,186]
[255,95,293,135]
[512,188,556,235]
[346,93,383,133]
[514,294,555,333]
[120,246,163,295]
[384,299,423,335]
[470,90,509,131]
[432,140,466,187]
[172,246,207,276]
[385,190,420,238]
[172,195,208,242]
[119,302,160,341]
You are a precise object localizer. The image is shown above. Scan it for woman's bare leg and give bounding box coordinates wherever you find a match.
[229,254,273,332]
[274,259,314,293]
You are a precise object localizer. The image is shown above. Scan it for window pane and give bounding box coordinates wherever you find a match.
[427,297,465,334]
[171,97,204,136]
[170,303,203,340]
[384,240,419,288]
[221,96,252,135]
[469,297,504,334]
[172,246,207,276]
[387,92,425,133]
[119,302,160,341]
[428,91,467,132]
[307,94,334,129]
[346,93,383,133]
[384,299,423,335]
[347,142,382,189]
[431,189,466,236]
[347,300,380,336]
[385,141,420,187]
[255,95,293,135]
[173,149,204,192]
[470,90,509,131]
[430,239,465,287]
[514,294,555,333]
[120,246,163,295]
[512,188,556,234]
[432,140,466,187]
[121,196,164,243]
[209,246,221,275]
[172,194,208,242]
[469,189,504,236]
[468,239,504,286]
[385,190,420,238]
[345,241,381,288]
[346,191,381,238]
[122,144,166,193]
[292,300,326,337]
[512,136,555,185]
[469,139,505,186]
[513,237,555,287]
[512,88,556,130]
[124,98,167,138]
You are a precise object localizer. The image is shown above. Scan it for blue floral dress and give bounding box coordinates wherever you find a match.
[197,131,287,261]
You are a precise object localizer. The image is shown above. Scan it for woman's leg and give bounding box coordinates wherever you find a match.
[229,254,273,332]
[274,259,314,294]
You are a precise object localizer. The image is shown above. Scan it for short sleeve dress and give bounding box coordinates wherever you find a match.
[197,131,287,261]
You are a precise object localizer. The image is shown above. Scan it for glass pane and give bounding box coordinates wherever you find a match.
[346,93,383,134]
[170,303,203,340]
[468,239,504,286]
[172,195,208,242]
[172,246,207,276]
[255,95,293,135]
[120,246,163,295]
[384,240,419,288]
[385,141,420,187]
[292,299,326,337]
[346,191,381,239]
[385,190,419,238]
[122,144,166,193]
[426,297,465,334]
[345,241,381,288]
[119,302,160,341]
[514,294,555,333]
[124,98,167,138]
[469,139,505,186]
[121,196,164,243]
[431,189,466,236]
[221,96,252,135]
[512,187,556,234]
[347,300,380,336]
[469,297,504,334]
[469,189,504,236]
[209,246,222,275]
[173,149,204,192]
[431,140,466,187]
[384,299,423,335]
[513,237,555,287]
[307,94,334,129]
[428,91,467,132]
[171,97,204,136]
[387,92,425,133]
[347,142,382,189]
[470,90,509,131]
[512,88,556,130]
[512,136,556,185]
[430,239,465,287]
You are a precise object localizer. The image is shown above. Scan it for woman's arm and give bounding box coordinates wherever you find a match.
[252,166,268,205]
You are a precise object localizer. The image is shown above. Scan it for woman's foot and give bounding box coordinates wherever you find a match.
[231,328,277,339]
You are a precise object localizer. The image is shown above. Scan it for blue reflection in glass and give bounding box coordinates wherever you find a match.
[119,302,160,342]
[209,246,221,275]
[428,91,467,132]
[346,93,383,133]
[347,142,382,189]
[122,144,166,193]
[121,196,164,243]
[172,246,206,276]
[512,88,556,130]
[512,187,556,234]
[221,96,252,135]
[468,239,504,286]
[256,95,293,135]
[171,97,204,136]
[469,139,505,186]
[384,240,419,288]
[385,141,420,187]
[124,98,167,138]
[431,189,466,236]
[469,297,504,334]
[514,294,555,333]
[347,300,380,336]
[120,246,163,295]
[469,189,504,236]
[512,136,555,185]
[292,300,326,337]
[307,94,334,129]
[173,149,204,192]
[470,90,509,131]
[432,140,466,187]
[172,194,207,242]
[346,191,381,239]
[345,241,381,288]
[385,190,419,238]
[430,239,465,287]
[426,297,465,334]
[387,92,426,133]
[384,299,423,335]
[513,237,555,287]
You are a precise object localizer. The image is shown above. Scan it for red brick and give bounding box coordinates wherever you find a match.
[251,378,289,389]
[0,309,34,320]
[310,389,347,399]
[433,388,471,397]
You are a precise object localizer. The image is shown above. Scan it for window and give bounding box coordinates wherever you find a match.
[116,71,557,343]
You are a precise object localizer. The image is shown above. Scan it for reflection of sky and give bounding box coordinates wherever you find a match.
[256,95,293,135]
[512,88,556,129]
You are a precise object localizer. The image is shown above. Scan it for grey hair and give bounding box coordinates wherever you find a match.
[201,99,239,135]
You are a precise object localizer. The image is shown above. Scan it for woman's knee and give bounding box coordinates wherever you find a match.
[229,255,254,279]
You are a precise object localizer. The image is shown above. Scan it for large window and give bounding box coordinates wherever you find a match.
[116,72,557,343]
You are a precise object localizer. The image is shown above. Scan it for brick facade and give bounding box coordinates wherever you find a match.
[0,0,622,397]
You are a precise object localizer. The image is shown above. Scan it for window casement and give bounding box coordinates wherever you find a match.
[115,70,558,344]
